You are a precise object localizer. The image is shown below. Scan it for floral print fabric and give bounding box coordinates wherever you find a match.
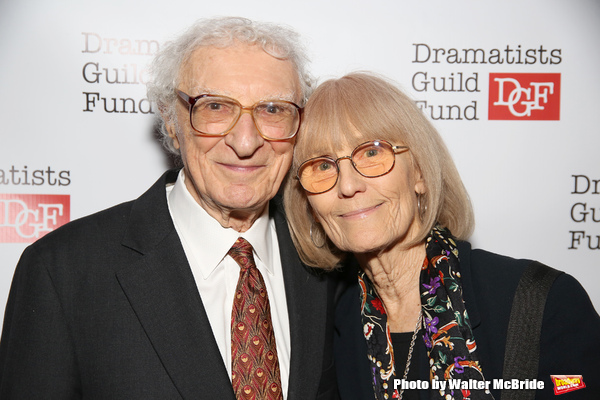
[359,227,494,400]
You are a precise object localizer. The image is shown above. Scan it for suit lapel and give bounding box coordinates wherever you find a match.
[115,173,328,399]
[116,170,235,400]
[271,197,329,400]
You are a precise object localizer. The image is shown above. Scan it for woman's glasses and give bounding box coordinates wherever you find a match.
[296,140,409,194]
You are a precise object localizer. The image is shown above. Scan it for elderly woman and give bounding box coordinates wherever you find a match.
[284,73,600,400]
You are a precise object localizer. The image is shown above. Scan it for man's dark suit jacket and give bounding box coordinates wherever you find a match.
[334,241,600,400]
[0,169,338,399]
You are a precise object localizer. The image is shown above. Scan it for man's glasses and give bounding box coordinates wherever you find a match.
[176,90,301,141]
[296,140,409,194]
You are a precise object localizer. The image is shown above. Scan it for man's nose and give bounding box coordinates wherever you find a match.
[224,110,265,158]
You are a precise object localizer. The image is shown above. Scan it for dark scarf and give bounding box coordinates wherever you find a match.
[358,227,494,400]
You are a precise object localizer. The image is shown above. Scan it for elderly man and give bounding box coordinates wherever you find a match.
[0,17,337,399]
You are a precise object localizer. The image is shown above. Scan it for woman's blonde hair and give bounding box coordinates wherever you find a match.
[283,72,474,269]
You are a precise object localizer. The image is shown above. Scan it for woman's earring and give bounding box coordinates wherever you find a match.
[310,221,326,248]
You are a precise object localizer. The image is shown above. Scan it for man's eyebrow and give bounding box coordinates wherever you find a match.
[188,87,225,96]
[189,87,298,103]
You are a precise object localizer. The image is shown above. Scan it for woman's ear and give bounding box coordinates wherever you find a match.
[414,169,427,195]
[415,180,426,196]
[408,153,426,195]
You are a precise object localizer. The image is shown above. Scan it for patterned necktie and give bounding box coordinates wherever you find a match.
[229,237,283,400]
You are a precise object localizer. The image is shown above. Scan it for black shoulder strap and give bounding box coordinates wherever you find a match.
[501,261,562,400]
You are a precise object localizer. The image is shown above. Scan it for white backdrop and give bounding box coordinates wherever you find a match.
[1,0,599,320]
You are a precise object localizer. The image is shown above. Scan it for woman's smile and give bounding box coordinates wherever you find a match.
[338,203,383,219]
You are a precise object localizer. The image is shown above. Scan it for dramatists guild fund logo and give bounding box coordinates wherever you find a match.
[488,73,561,120]
[0,194,70,243]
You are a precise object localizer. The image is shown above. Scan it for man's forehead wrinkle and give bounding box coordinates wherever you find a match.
[186,85,298,103]
[189,86,224,96]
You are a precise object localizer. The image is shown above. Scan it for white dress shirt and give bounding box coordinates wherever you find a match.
[166,170,291,398]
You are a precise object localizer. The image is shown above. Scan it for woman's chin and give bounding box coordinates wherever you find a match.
[336,239,388,255]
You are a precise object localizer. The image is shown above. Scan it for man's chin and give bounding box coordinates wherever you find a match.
[219,187,272,212]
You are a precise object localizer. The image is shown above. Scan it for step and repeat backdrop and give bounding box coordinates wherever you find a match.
[1,0,599,317]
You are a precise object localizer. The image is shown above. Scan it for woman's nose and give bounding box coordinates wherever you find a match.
[335,159,367,198]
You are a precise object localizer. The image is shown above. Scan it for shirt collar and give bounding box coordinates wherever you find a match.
[167,169,274,279]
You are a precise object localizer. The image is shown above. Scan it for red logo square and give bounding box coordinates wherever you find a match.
[488,73,561,120]
[0,194,70,243]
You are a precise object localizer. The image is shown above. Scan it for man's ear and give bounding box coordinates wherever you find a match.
[165,121,180,150]
[160,104,180,150]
